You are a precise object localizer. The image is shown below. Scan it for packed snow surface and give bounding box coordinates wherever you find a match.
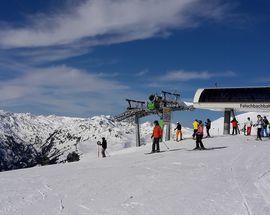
[1,135,270,215]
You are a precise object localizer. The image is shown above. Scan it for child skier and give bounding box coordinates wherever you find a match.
[244,117,253,136]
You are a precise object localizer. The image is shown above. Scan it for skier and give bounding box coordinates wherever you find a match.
[192,119,199,139]
[151,120,162,153]
[231,118,238,135]
[174,122,183,142]
[244,117,253,136]
[159,117,165,141]
[205,118,211,138]
[254,115,263,141]
[262,116,269,137]
[194,120,206,150]
[97,137,107,157]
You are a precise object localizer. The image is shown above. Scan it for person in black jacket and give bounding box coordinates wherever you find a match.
[174,122,183,141]
[97,137,107,158]
[262,116,269,137]
[205,119,211,138]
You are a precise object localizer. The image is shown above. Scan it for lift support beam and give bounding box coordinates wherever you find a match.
[115,91,194,147]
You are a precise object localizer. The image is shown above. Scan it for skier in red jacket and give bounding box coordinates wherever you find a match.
[231,118,239,135]
[151,121,162,153]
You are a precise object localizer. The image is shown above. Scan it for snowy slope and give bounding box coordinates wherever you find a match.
[1,135,270,215]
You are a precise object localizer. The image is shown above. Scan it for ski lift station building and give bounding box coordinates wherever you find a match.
[193,86,270,134]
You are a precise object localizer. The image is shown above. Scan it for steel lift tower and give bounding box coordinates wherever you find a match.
[114,91,194,147]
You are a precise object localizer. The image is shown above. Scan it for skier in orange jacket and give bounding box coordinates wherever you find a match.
[151,120,162,153]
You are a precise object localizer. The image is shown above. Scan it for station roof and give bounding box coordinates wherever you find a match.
[193,86,270,111]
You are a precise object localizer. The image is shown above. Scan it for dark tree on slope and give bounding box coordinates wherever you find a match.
[67,152,80,162]
[0,136,38,172]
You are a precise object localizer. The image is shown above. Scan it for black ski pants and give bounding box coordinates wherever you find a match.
[101,148,106,157]
[152,138,160,152]
[232,127,238,135]
[257,128,262,140]
[192,129,198,138]
[196,134,205,149]
[206,127,211,137]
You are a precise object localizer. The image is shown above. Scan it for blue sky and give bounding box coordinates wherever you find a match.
[0,0,269,125]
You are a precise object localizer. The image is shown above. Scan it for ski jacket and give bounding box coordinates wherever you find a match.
[193,121,199,130]
[205,121,211,129]
[245,120,253,128]
[256,119,263,128]
[196,124,204,135]
[159,119,165,129]
[231,120,238,127]
[152,125,162,138]
[102,139,107,149]
[263,119,269,128]
[175,124,182,131]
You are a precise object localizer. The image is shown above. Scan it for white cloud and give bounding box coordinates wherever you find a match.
[0,0,236,116]
[0,0,231,49]
[0,65,130,114]
[135,69,149,77]
[161,70,236,82]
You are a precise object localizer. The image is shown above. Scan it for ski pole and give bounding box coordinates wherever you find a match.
[97,141,101,158]
[162,141,170,150]
[106,150,110,157]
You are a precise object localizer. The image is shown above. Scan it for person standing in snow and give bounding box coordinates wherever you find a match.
[192,119,199,139]
[151,120,162,153]
[231,118,238,135]
[97,137,107,157]
[254,115,263,141]
[262,116,269,137]
[159,118,165,141]
[174,122,183,142]
[205,118,211,138]
[194,120,206,150]
[244,117,253,136]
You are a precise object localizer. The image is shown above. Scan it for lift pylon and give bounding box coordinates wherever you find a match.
[114,90,194,147]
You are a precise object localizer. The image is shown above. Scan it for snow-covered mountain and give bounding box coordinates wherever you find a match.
[1,109,266,172]
[0,110,146,171]
[1,110,190,171]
